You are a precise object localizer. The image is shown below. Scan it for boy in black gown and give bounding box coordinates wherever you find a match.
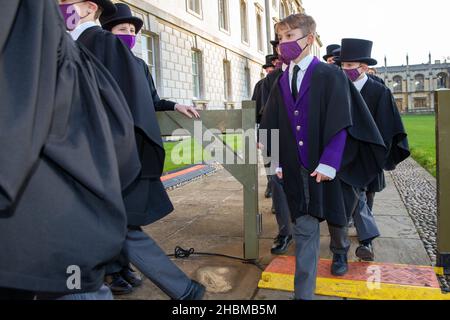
[58,0,205,299]
[260,14,386,300]
[0,0,140,300]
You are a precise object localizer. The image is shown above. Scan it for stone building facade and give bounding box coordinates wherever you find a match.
[376,55,450,113]
[113,0,319,110]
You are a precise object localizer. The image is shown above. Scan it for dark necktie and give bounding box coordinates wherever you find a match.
[292,65,300,101]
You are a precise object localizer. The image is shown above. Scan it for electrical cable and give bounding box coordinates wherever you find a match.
[167,246,266,271]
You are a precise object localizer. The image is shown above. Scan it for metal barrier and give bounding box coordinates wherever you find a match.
[157,101,260,260]
[436,89,450,274]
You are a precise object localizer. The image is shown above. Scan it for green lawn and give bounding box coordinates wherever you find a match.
[402,114,436,177]
[163,134,243,173]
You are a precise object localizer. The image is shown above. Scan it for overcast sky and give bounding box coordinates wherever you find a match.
[302,0,450,67]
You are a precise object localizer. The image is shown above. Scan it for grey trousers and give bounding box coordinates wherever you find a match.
[293,214,321,300]
[353,190,380,242]
[123,229,191,299]
[33,284,114,300]
[328,189,380,254]
[270,175,292,237]
[327,223,351,255]
[56,285,113,301]
[292,166,321,300]
[366,192,375,211]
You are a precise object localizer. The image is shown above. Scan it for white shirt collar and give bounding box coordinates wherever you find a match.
[282,64,288,72]
[289,54,314,74]
[353,73,369,92]
[70,21,98,41]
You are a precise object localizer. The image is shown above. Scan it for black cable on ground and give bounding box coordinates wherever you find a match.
[167,246,266,271]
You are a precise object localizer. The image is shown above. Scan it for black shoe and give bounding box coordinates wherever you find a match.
[105,273,133,295]
[179,280,206,300]
[356,243,375,261]
[120,266,143,288]
[271,235,293,255]
[331,254,348,276]
[264,183,272,198]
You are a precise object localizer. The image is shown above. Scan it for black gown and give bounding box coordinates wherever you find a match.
[368,74,386,85]
[77,26,174,227]
[251,79,264,124]
[360,77,410,192]
[260,63,387,226]
[260,68,284,115]
[0,0,140,294]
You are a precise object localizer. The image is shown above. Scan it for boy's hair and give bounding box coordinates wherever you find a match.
[275,14,317,37]
[94,7,103,20]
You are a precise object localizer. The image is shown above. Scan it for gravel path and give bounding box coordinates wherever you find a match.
[389,158,450,292]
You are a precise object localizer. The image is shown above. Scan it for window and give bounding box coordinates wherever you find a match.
[219,0,229,32]
[415,74,425,91]
[393,76,403,93]
[192,50,202,99]
[187,0,202,17]
[240,0,249,43]
[256,13,263,52]
[244,67,251,98]
[141,33,158,81]
[437,72,448,89]
[414,97,427,109]
[223,60,232,101]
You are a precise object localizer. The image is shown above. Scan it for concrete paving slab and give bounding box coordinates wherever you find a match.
[375,215,421,240]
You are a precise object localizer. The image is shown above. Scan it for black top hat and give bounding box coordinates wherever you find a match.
[100,3,144,34]
[337,38,378,66]
[89,0,116,17]
[323,44,341,61]
[332,48,342,65]
[263,54,277,69]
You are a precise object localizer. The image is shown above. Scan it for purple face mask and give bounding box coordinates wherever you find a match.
[117,34,136,50]
[59,1,86,31]
[279,35,309,64]
[343,66,362,82]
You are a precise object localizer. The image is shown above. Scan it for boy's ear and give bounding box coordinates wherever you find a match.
[307,33,315,45]
[360,64,369,73]
[86,1,99,14]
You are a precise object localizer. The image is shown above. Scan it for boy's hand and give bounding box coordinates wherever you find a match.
[175,104,201,119]
[311,171,331,183]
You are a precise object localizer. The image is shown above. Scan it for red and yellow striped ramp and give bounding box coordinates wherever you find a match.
[258,256,450,300]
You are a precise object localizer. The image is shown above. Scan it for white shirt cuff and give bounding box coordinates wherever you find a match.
[315,164,336,180]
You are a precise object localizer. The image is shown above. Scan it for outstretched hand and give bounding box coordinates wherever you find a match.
[175,104,201,119]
